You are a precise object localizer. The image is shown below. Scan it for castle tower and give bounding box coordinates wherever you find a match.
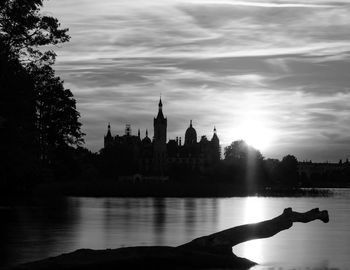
[211,126,221,161]
[154,98,167,144]
[104,123,113,148]
[153,97,167,174]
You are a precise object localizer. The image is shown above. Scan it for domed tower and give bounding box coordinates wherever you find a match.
[211,126,220,161]
[104,123,114,148]
[185,120,197,145]
[153,98,167,174]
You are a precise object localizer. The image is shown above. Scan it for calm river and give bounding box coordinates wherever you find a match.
[1,189,350,269]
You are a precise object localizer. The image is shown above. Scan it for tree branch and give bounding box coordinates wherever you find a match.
[178,208,329,255]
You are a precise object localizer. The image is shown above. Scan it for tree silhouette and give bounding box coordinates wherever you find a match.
[269,155,299,188]
[30,64,84,160]
[0,0,69,64]
[220,140,267,190]
[1,1,84,189]
[1,0,83,156]
[224,140,263,162]
[279,155,299,188]
[0,41,40,190]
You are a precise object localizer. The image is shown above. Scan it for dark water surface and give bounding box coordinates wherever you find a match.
[1,189,349,269]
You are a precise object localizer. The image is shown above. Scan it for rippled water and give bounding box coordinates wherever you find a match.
[1,189,350,269]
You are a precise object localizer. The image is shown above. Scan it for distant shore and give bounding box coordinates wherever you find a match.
[25,180,334,198]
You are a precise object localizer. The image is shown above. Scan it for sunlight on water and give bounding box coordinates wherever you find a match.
[243,197,266,224]
[240,197,266,264]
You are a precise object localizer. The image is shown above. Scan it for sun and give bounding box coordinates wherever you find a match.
[235,116,276,151]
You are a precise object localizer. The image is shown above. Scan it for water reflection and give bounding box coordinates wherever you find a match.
[153,198,166,230]
[240,197,266,264]
[153,198,166,244]
[1,191,350,269]
[184,199,196,236]
[0,199,78,266]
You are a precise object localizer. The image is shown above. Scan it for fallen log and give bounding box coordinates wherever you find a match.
[9,208,329,270]
[179,207,329,255]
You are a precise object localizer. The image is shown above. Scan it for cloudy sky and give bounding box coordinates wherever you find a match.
[43,0,350,161]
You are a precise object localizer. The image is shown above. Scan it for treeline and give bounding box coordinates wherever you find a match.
[29,140,336,197]
[202,141,349,190]
[29,139,341,197]
[0,1,84,195]
[206,141,301,191]
[299,164,350,188]
[65,140,346,196]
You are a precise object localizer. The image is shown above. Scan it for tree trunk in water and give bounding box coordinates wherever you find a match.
[178,207,329,255]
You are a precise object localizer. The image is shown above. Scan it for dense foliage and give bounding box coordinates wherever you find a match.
[0,0,84,193]
[0,45,39,191]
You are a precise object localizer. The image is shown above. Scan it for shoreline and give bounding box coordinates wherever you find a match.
[11,181,334,199]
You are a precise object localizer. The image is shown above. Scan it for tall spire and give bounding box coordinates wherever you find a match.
[156,96,165,120]
[159,95,163,108]
[190,120,192,127]
[106,122,112,138]
[104,122,113,148]
[138,129,140,138]
[153,96,167,174]
[146,129,148,137]
[214,126,216,133]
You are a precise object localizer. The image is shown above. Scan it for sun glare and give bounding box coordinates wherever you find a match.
[234,116,276,151]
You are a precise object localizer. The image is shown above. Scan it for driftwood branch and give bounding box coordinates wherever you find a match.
[178,208,329,255]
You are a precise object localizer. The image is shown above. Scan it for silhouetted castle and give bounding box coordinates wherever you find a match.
[103,98,220,176]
